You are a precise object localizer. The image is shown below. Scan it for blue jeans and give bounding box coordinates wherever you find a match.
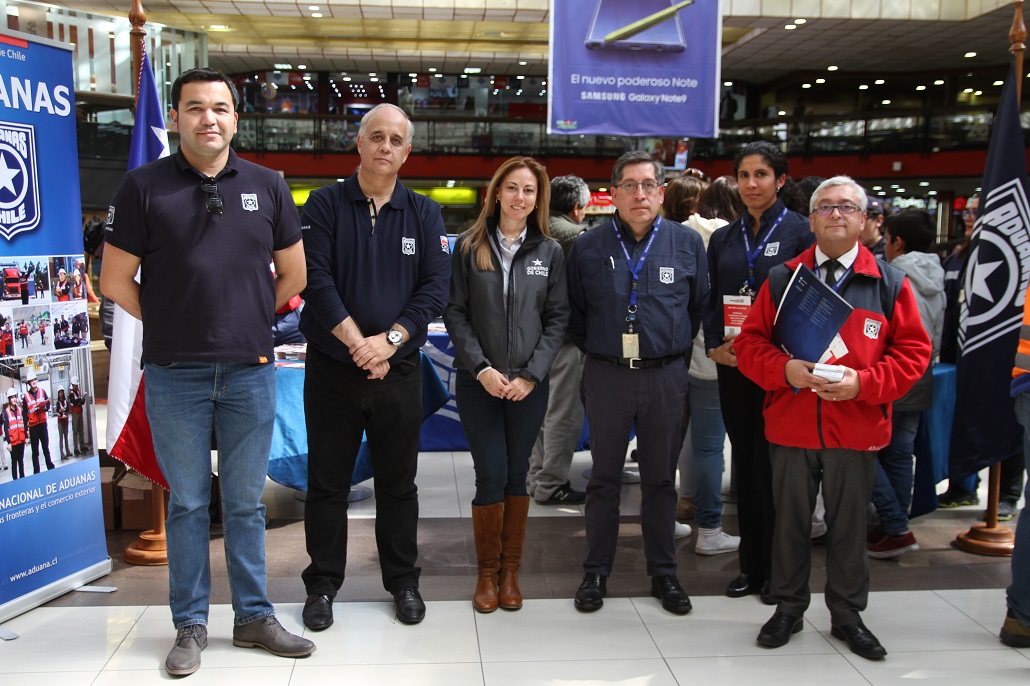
[1008,392,1030,625]
[456,370,549,505]
[871,410,921,535]
[145,362,276,629]
[681,376,727,529]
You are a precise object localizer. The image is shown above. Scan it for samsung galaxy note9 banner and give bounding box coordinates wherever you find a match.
[548,0,721,138]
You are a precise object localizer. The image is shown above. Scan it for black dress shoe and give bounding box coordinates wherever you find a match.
[393,587,426,625]
[650,575,692,615]
[759,580,776,606]
[302,594,334,631]
[831,621,887,659]
[726,573,760,598]
[757,611,803,648]
[574,573,607,612]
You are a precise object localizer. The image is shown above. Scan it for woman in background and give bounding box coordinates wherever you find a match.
[55,387,71,459]
[3,388,27,479]
[666,176,744,555]
[704,142,814,600]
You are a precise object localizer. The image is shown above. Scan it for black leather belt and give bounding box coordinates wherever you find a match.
[589,353,682,370]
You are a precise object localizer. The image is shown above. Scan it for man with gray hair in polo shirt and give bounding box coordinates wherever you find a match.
[299,103,451,631]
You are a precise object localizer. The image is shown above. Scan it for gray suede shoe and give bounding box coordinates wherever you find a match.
[165,624,207,676]
[232,616,316,658]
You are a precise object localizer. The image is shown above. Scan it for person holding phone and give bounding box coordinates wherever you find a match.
[445,157,568,613]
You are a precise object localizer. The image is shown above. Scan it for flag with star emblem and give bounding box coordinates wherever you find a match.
[950,56,1030,482]
[106,48,169,488]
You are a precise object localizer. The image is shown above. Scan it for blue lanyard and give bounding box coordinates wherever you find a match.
[613,217,661,331]
[818,261,853,292]
[741,207,788,290]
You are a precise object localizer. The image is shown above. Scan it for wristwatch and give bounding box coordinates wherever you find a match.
[386,328,404,348]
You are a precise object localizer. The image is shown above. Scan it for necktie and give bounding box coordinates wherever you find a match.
[822,259,840,287]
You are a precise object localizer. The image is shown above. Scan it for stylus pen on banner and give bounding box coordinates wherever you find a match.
[604,0,695,43]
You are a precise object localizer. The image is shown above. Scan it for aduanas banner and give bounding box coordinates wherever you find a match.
[0,28,110,624]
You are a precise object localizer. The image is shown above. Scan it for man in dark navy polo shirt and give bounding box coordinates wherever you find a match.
[566,150,710,615]
[298,103,450,629]
[101,67,313,677]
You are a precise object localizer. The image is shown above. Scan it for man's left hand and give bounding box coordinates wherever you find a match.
[349,333,397,370]
[815,366,860,403]
[366,360,390,380]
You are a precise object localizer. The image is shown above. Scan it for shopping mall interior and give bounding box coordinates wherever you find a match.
[2,0,1030,684]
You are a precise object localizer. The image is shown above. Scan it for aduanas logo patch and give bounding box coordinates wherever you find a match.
[863,318,882,340]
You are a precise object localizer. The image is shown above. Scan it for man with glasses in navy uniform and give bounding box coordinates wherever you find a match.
[102,67,313,677]
[566,150,710,616]
[734,176,930,661]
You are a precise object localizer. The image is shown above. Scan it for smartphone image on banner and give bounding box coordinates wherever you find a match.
[584,0,688,53]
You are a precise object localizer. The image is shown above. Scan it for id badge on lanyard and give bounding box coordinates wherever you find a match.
[613,219,659,358]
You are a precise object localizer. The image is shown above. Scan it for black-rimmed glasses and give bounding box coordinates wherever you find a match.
[201,181,223,216]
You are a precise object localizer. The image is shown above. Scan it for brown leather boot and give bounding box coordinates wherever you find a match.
[471,502,504,613]
[498,495,530,610]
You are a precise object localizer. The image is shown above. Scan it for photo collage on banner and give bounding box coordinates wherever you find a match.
[0,28,110,622]
[0,253,95,489]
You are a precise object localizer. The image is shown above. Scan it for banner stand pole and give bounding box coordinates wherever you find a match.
[954,0,1025,557]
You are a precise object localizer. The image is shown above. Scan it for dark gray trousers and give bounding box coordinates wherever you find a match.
[769,444,876,627]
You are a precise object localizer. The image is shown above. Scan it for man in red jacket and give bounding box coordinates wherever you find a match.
[23,368,54,473]
[735,176,930,661]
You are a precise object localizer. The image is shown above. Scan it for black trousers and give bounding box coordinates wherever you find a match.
[716,365,774,584]
[455,370,549,506]
[10,443,25,479]
[1001,451,1026,502]
[301,345,423,596]
[28,423,53,473]
[581,356,687,577]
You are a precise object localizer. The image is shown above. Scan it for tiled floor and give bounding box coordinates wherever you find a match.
[2,405,1028,683]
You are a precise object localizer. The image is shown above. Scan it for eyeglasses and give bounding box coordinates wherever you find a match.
[813,202,861,216]
[613,181,662,195]
[201,181,223,216]
[962,209,976,217]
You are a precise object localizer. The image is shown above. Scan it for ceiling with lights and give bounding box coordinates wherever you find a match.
[41,1,1023,84]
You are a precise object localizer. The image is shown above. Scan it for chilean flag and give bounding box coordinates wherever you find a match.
[105,48,169,488]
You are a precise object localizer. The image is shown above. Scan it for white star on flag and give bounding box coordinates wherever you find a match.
[969,259,1002,304]
[151,125,169,159]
